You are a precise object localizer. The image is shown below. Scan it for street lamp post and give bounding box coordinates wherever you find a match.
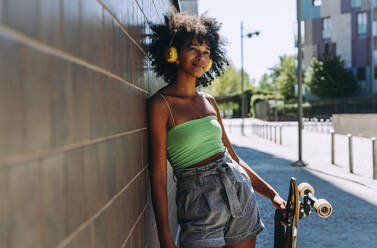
[267,67,278,122]
[241,21,260,135]
[292,0,307,167]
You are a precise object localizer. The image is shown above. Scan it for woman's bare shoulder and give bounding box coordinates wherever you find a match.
[200,91,216,104]
[148,92,166,112]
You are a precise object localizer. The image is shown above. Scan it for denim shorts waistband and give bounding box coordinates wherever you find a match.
[173,151,231,180]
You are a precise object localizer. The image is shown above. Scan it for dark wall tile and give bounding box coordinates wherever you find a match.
[119,168,148,244]
[37,0,62,46]
[4,162,41,248]
[64,149,87,235]
[2,0,148,88]
[143,204,159,248]
[140,129,149,166]
[40,154,67,247]
[0,35,148,158]
[2,0,39,38]
[98,141,118,199]
[83,144,108,218]
[0,167,8,248]
[0,39,26,157]
[115,133,143,191]
[65,225,92,248]
[92,195,122,248]
[128,214,144,247]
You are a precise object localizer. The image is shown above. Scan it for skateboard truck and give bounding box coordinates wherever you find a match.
[274,178,333,248]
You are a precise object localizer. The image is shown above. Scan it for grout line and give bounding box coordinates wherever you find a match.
[97,0,147,56]
[121,202,149,248]
[0,128,147,168]
[151,0,164,23]
[57,165,148,248]
[0,23,149,95]
[134,0,151,26]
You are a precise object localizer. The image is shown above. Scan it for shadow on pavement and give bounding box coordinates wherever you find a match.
[233,144,377,248]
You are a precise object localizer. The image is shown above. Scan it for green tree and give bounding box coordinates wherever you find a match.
[201,64,253,96]
[305,54,357,99]
[258,73,275,93]
[274,55,297,102]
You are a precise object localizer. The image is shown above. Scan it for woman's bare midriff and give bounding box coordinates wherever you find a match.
[187,151,225,168]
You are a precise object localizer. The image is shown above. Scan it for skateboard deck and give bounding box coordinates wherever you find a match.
[274,178,332,248]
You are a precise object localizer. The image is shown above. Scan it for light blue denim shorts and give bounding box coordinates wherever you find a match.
[173,152,264,248]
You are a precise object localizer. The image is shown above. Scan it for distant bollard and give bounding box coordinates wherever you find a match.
[348,134,353,174]
[331,131,335,165]
[270,125,274,141]
[372,137,377,180]
[315,120,319,132]
[320,119,324,133]
[279,126,282,145]
[274,126,277,143]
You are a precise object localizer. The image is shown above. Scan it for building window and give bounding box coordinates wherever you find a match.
[312,0,322,6]
[374,0,377,8]
[374,50,377,64]
[374,66,377,79]
[322,17,331,39]
[357,12,368,35]
[351,0,362,8]
[373,21,377,36]
[357,67,366,81]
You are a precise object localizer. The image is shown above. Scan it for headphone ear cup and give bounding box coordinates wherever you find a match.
[205,59,213,72]
[165,46,178,63]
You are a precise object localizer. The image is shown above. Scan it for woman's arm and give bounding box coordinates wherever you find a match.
[148,96,177,248]
[206,94,286,209]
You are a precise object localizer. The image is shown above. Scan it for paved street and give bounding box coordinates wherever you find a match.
[224,119,377,248]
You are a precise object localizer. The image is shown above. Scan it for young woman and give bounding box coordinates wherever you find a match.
[148,10,286,248]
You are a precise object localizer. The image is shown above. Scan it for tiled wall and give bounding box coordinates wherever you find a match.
[0,0,177,247]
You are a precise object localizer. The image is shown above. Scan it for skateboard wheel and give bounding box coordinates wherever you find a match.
[298,182,315,198]
[313,199,332,218]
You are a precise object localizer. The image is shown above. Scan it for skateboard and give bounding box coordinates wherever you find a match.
[274,177,333,248]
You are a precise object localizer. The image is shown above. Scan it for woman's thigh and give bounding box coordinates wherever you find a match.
[224,237,256,248]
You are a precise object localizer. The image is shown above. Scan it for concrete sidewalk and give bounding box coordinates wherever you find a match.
[224,119,377,248]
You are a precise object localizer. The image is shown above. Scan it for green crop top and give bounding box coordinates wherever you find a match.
[159,93,226,169]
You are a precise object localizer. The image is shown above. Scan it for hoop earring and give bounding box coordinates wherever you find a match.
[205,59,213,72]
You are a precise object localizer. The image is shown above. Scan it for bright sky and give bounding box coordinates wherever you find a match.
[198,0,297,84]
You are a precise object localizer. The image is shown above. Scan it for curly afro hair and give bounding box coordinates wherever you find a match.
[148,9,229,87]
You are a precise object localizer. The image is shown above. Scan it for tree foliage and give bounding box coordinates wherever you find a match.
[258,55,297,102]
[275,55,297,102]
[305,54,357,99]
[201,64,253,96]
[258,73,275,93]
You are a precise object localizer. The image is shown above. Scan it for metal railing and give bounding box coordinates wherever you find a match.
[251,123,283,145]
[303,118,333,133]
[331,131,377,180]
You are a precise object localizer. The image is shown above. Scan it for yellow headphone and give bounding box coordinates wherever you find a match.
[205,59,213,72]
[165,34,213,72]
[165,46,178,63]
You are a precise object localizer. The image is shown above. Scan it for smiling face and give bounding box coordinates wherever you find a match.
[177,37,211,79]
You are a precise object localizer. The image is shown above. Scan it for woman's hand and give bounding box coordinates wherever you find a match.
[271,193,286,210]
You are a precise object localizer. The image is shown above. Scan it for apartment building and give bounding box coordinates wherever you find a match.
[302,0,377,96]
